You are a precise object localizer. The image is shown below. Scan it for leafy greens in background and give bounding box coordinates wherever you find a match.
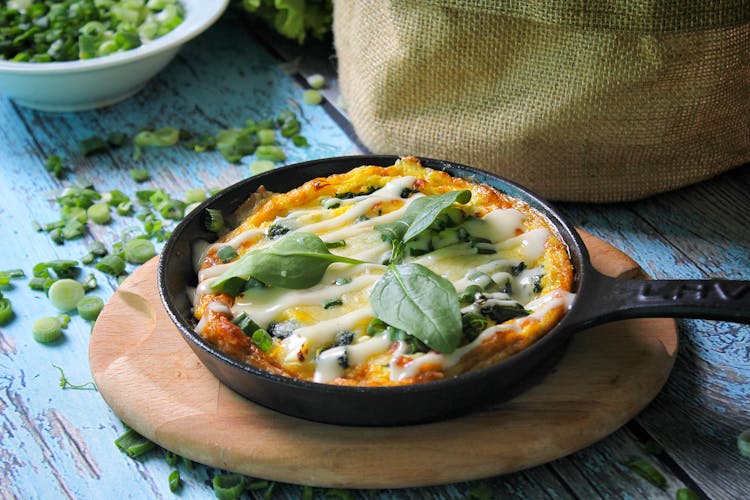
[238,0,333,44]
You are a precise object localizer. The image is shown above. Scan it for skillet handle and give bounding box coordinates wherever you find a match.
[567,271,750,330]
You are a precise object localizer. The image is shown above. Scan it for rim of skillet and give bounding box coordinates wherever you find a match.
[157,154,591,397]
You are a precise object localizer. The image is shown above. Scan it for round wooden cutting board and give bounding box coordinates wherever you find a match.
[89,232,678,489]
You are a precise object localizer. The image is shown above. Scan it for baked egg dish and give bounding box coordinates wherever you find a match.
[191,157,574,386]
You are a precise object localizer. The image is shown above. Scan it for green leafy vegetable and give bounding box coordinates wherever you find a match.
[376,190,471,263]
[240,0,333,44]
[370,263,462,353]
[210,232,365,292]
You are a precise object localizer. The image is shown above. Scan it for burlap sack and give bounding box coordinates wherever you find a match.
[333,1,750,202]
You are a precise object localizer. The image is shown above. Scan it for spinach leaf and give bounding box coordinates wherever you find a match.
[375,190,471,264]
[370,263,462,353]
[209,232,365,291]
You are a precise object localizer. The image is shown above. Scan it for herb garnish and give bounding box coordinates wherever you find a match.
[371,190,472,353]
[210,232,366,292]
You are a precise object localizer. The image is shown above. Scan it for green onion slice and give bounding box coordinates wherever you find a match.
[77,296,104,321]
[48,279,86,312]
[124,239,157,264]
[87,203,111,224]
[0,298,13,325]
[252,329,273,352]
[625,459,666,488]
[96,255,126,276]
[114,428,156,458]
[168,470,181,492]
[204,209,224,232]
[212,474,246,500]
[217,245,238,263]
[32,316,63,343]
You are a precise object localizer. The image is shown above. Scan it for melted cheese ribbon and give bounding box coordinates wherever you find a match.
[194,175,573,383]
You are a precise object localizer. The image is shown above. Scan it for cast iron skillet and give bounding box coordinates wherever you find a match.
[157,155,750,426]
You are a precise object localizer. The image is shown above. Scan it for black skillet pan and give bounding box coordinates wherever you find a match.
[157,155,750,426]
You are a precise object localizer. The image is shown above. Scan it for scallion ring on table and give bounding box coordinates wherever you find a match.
[32,316,63,343]
[48,279,86,312]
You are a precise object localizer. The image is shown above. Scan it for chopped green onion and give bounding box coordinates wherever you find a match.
[164,450,180,466]
[124,239,157,264]
[255,145,286,163]
[168,470,181,492]
[325,240,346,249]
[738,429,750,457]
[62,218,86,240]
[83,274,98,291]
[212,474,246,500]
[232,312,261,335]
[676,488,700,500]
[217,245,238,263]
[32,316,63,343]
[46,260,81,279]
[107,132,128,147]
[45,156,65,178]
[0,298,13,325]
[77,296,104,321]
[250,160,275,176]
[625,459,666,488]
[48,279,86,312]
[306,73,326,89]
[184,188,207,204]
[216,128,257,163]
[115,428,156,458]
[88,241,108,257]
[130,168,151,183]
[96,255,126,276]
[158,199,185,220]
[117,201,134,215]
[256,128,277,145]
[87,203,111,224]
[80,136,109,156]
[280,118,300,138]
[302,89,323,105]
[292,134,309,147]
[203,209,224,232]
[57,314,70,329]
[323,298,343,309]
[252,329,273,352]
[134,127,180,147]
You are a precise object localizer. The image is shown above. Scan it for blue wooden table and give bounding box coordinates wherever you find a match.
[1,11,748,499]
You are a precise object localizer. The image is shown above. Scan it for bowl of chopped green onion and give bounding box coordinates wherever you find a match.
[0,0,229,111]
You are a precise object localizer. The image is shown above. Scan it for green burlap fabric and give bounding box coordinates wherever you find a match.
[333,1,750,201]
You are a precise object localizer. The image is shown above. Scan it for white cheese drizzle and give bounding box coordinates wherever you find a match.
[194,174,573,383]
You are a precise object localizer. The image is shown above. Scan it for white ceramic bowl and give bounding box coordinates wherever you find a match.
[0,0,229,112]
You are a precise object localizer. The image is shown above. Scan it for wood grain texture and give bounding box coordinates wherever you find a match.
[558,166,750,498]
[89,233,678,488]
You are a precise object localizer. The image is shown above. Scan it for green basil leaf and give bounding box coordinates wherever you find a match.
[209,232,364,291]
[370,263,462,353]
[401,190,470,242]
[374,190,471,264]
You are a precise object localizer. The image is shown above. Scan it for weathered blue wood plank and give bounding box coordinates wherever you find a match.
[557,166,750,498]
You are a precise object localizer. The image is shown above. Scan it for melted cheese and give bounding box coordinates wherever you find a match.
[193,158,575,386]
